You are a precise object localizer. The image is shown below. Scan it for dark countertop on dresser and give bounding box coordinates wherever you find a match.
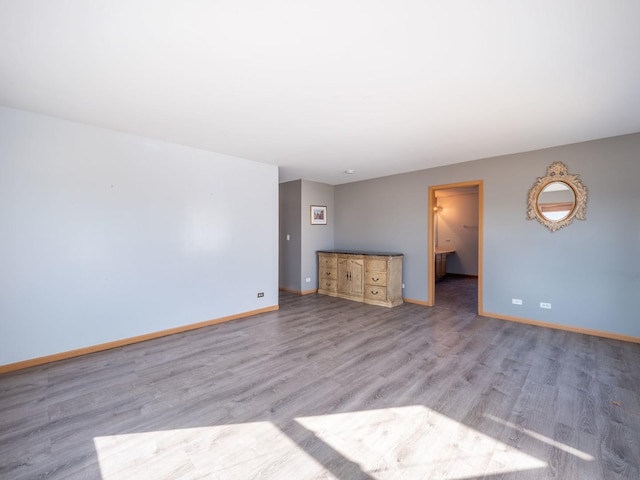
[317,250,404,257]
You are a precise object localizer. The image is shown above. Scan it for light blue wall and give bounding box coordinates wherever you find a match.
[0,106,279,366]
[335,133,640,338]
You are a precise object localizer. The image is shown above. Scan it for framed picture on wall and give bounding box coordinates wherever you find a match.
[310,205,327,225]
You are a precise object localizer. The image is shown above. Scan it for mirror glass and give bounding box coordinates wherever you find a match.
[537,181,575,221]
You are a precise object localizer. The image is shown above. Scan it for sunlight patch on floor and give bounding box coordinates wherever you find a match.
[94,406,547,479]
[94,421,326,480]
[297,406,547,479]
[485,414,595,461]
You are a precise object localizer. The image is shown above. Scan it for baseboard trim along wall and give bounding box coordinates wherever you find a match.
[279,287,317,296]
[0,305,280,375]
[482,311,640,344]
[403,297,430,307]
[6,302,636,375]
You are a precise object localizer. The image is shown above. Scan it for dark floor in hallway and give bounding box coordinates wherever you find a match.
[436,274,478,313]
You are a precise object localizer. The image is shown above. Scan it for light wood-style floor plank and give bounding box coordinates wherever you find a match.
[1,283,639,479]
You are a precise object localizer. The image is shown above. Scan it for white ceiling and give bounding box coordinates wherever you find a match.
[2,1,640,185]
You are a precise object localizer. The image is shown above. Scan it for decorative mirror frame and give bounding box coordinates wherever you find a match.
[527,161,588,232]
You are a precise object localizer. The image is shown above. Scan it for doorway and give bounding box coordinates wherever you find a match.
[427,181,483,313]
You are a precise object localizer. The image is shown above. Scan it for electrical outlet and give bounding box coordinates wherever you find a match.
[257,292,264,298]
[540,302,551,309]
[512,298,522,305]
[402,284,405,289]
[305,278,311,283]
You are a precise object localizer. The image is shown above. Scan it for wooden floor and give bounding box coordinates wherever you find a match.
[436,274,479,313]
[1,289,639,479]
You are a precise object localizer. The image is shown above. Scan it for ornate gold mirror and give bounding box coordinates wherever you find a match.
[527,162,587,232]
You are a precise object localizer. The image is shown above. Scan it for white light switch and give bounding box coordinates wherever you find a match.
[286,234,290,241]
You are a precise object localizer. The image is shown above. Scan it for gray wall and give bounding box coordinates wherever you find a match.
[279,180,302,291]
[279,180,334,292]
[301,180,335,291]
[335,133,640,338]
[334,173,429,303]
[0,106,279,366]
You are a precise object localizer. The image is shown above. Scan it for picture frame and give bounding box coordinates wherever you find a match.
[310,205,327,225]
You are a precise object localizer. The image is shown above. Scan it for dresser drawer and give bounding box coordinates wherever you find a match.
[319,278,337,292]
[319,267,337,281]
[365,285,387,301]
[366,272,387,286]
[366,258,388,272]
[319,254,338,268]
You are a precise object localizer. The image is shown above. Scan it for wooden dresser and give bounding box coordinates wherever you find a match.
[317,250,403,307]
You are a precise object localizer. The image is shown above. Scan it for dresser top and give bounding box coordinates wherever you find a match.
[317,249,403,257]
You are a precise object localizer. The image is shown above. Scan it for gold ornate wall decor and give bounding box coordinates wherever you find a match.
[527,162,588,232]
